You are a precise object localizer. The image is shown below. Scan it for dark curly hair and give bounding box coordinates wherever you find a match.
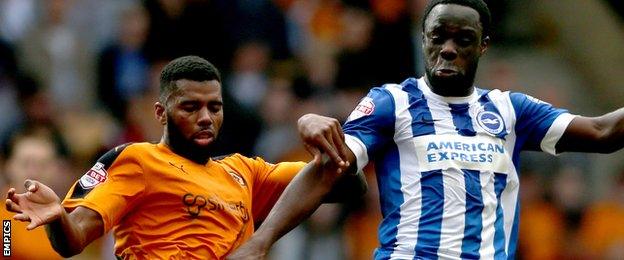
[159,56,221,103]
[422,0,491,38]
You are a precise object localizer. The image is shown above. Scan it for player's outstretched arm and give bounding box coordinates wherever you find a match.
[557,107,624,153]
[227,114,364,259]
[5,180,104,257]
[227,154,360,259]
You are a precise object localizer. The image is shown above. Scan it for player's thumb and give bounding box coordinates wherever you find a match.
[24,179,38,192]
[305,144,322,163]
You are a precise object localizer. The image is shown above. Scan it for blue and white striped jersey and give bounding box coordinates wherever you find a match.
[343,77,576,260]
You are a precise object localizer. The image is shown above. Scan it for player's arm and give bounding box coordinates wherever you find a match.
[227,114,363,259]
[6,180,104,257]
[556,108,624,153]
[228,155,360,259]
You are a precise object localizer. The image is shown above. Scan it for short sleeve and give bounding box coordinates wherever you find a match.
[510,92,576,155]
[243,156,305,223]
[62,143,146,232]
[343,87,396,172]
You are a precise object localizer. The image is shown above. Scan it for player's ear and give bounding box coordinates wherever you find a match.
[480,36,490,55]
[155,102,167,125]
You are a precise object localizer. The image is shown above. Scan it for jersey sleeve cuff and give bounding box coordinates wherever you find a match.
[345,134,369,173]
[540,113,577,155]
[62,199,112,234]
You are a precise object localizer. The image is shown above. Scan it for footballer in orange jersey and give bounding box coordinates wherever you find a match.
[5,56,354,259]
[62,142,304,259]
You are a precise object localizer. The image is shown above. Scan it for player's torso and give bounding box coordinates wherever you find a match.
[374,80,519,259]
[115,144,253,258]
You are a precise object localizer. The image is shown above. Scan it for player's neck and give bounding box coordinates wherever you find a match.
[424,76,475,97]
[161,135,210,165]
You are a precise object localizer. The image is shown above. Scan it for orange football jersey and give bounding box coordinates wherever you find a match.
[62,142,304,259]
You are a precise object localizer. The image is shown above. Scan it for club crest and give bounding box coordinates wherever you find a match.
[477,111,505,136]
[228,171,246,187]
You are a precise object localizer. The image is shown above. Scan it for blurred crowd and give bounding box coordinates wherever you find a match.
[0,0,622,259]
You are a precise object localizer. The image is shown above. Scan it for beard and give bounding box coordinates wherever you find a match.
[166,116,212,164]
[425,60,479,97]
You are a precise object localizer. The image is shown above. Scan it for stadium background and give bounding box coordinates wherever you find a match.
[0,0,622,259]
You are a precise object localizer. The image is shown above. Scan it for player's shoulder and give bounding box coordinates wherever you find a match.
[95,142,155,165]
[212,153,273,174]
[212,152,245,162]
[364,78,418,105]
[212,153,256,166]
[376,77,417,93]
[477,87,507,98]
[502,90,552,107]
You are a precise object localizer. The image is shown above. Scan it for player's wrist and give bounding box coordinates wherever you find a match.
[250,228,279,251]
[48,202,66,223]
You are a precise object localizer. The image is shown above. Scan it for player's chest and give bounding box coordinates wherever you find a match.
[142,161,252,221]
[398,101,509,139]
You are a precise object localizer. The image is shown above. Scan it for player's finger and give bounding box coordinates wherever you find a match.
[311,151,322,166]
[304,143,321,158]
[330,123,349,167]
[325,129,348,168]
[308,133,338,160]
[24,179,38,192]
[304,144,322,166]
[7,188,15,200]
[26,221,40,231]
[5,199,22,213]
[318,134,343,167]
[13,213,30,222]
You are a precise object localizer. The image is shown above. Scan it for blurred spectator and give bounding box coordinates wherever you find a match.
[0,74,69,165]
[343,164,382,260]
[518,164,589,259]
[0,128,114,260]
[334,5,377,92]
[18,0,94,111]
[517,168,566,259]
[96,3,150,123]
[409,0,428,77]
[0,38,20,136]
[578,168,624,259]
[0,129,68,259]
[366,0,415,84]
[226,41,272,110]
[113,59,167,145]
[0,0,36,43]
[254,76,299,161]
[2,129,71,195]
[216,0,291,61]
[143,0,229,69]
[204,85,263,157]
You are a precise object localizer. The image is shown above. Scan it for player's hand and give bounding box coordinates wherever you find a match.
[5,179,64,230]
[225,238,268,260]
[297,113,350,172]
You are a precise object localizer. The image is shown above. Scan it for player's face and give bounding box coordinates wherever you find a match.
[164,79,224,152]
[423,4,488,96]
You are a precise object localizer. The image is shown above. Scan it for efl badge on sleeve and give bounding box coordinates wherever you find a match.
[348,97,376,121]
[79,162,108,189]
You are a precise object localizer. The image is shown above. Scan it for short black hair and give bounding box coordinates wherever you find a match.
[159,55,221,102]
[422,0,491,38]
